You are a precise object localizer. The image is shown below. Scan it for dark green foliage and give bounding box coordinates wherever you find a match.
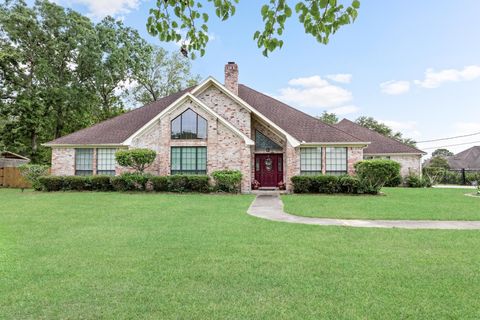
[291,176,313,193]
[338,175,362,194]
[110,173,152,192]
[292,175,365,194]
[147,0,359,58]
[187,176,210,193]
[422,167,446,185]
[38,176,64,191]
[427,156,450,169]
[211,170,242,193]
[354,160,401,193]
[317,111,338,124]
[432,148,454,158]
[314,175,340,194]
[63,176,92,191]
[90,175,113,191]
[167,175,190,193]
[385,174,403,187]
[115,149,156,173]
[18,164,50,190]
[405,173,431,188]
[150,176,169,192]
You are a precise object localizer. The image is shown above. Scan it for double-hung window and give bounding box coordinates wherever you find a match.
[300,147,322,175]
[326,147,347,175]
[75,148,93,176]
[97,148,116,176]
[171,147,207,175]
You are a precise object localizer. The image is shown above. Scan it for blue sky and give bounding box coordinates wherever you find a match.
[56,0,480,154]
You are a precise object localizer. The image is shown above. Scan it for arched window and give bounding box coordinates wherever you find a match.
[171,109,207,139]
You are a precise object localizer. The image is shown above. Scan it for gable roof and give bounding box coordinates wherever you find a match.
[447,146,480,169]
[45,79,368,147]
[334,119,426,155]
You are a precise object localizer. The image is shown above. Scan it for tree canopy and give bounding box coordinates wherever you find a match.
[147,0,360,58]
[317,111,339,124]
[355,116,417,147]
[432,148,454,158]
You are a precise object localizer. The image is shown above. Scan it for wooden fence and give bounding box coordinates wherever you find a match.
[0,167,31,188]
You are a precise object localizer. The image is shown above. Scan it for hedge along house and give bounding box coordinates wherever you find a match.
[45,62,417,192]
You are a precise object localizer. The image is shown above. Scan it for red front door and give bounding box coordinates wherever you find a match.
[255,154,283,188]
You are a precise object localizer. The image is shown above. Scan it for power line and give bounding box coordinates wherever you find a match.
[417,131,480,143]
[422,140,480,150]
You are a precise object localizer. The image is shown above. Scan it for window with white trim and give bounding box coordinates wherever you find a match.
[75,148,93,176]
[326,147,347,175]
[300,147,322,175]
[97,148,116,176]
[171,109,207,139]
[171,147,207,175]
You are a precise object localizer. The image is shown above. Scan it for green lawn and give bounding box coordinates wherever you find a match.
[283,187,480,221]
[1,188,480,319]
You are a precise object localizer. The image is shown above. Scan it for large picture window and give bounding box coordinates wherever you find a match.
[300,147,322,175]
[75,148,93,176]
[97,148,116,176]
[326,147,347,175]
[171,147,207,175]
[171,109,207,139]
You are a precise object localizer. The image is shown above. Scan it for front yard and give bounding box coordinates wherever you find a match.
[1,188,480,319]
[283,187,480,220]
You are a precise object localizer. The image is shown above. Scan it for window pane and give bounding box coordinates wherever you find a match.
[197,147,207,171]
[181,109,197,139]
[255,130,282,151]
[197,115,207,139]
[326,147,347,174]
[171,116,181,138]
[75,148,93,176]
[171,147,207,174]
[300,147,322,175]
[97,148,116,175]
[171,147,181,171]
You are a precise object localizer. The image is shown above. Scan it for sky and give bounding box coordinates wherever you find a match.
[53,0,480,155]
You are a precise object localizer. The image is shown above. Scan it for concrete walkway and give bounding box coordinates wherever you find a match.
[247,195,480,230]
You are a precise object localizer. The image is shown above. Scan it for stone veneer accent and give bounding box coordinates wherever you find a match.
[51,148,75,175]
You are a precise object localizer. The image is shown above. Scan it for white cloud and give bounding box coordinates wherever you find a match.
[276,75,353,109]
[66,0,142,18]
[380,80,410,95]
[326,73,352,84]
[330,105,360,115]
[381,120,421,138]
[414,65,480,88]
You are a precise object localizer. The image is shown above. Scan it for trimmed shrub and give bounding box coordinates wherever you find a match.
[38,176,64,191]
[314,175,340,194]
[63,176,92,191]
[168,175,190,192]
[385,174,402,187]
[405,173,431,188]
[115,149,156,173]
[338,175,362,194]
[91,175,113,191]
[150,176,169,192]
[111,173,152,191]
[188,175,210,193]
[291,175,314,193]
[211,170,242,193]
[354,160,401,194]
[18,164,50,190]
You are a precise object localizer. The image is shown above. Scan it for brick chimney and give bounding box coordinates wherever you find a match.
[224,62,238,95]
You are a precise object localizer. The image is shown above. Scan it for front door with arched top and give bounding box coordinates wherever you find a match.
[255,154,283,188]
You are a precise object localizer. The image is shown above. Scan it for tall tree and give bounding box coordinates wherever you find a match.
[147,0,360,58]
[130,47,200,105]
[355,116,417,147]
[317,111,338,124]
[432,148,454,158]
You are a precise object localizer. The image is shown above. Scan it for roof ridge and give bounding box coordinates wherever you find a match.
[239,84,364,142]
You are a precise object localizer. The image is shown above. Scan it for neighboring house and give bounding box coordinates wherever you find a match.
[334,119,426,176]
[45,62,420,192]
[0,151,30,168]
[445,146,480,170]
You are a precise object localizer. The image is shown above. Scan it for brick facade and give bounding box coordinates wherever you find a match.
[51,148,75,175]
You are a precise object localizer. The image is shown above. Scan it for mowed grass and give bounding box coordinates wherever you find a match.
[283,187,480,221]
[1,189,480,319]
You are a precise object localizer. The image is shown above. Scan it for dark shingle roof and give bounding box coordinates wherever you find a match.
[46,83,365,145]
[238,84,364,143]
[334,119,425,154]
[447,146,480,169]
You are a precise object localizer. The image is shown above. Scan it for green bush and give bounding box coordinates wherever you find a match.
[18,164,50,190]
[63,176,92,191]
[338,175,363,194]
[111,173,152,191]
[168,175,190,192]
[150,176,169,192]
[354,160,401,194]
[188,175,210,193]
[91,175,113,191]
[385,174,402,187]
[405,173,431,188]
[422,167,445,185]
[38,176,64,191]
[291,176,314,193]
[314,175,340,194]
[211,170,242,193]
[115,149,156,173]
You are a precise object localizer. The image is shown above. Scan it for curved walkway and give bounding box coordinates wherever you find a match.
[247,195,480,230]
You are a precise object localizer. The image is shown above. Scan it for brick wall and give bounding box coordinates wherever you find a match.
[51,148,75,175]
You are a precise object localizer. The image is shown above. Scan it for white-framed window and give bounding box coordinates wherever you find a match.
[75,148,93,176]
[326,147,347,175]
[171,147,207,175]
[300,147,322,175]
[97,148,116,176]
